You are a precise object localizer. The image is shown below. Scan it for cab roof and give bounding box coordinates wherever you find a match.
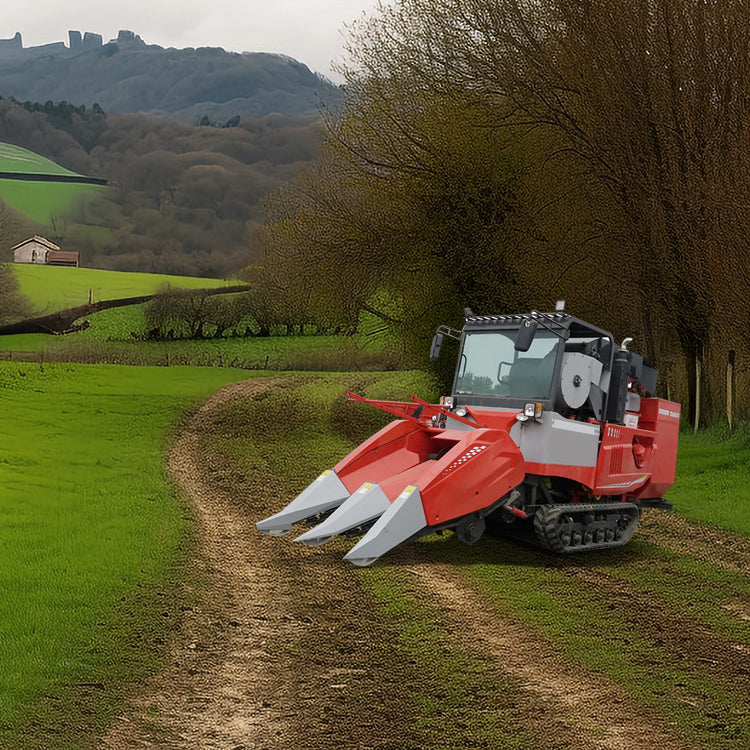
[463,312,613,342]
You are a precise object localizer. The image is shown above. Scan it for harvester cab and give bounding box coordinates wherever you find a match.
[257,308,680,565]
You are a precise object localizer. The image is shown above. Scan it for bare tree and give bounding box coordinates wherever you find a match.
[331,0,750,420]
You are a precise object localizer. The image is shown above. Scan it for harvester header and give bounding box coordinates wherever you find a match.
[257,308,680,565]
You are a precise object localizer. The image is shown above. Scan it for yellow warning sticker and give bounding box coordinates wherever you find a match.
[317,470,331,481]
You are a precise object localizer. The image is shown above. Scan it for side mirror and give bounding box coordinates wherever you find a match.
[515,319,538,352]
[429,332,444,361]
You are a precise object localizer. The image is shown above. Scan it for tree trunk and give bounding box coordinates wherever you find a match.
[694,354,702,434]
[727,350,735,431]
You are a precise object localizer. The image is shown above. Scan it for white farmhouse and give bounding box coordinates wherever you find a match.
[12,236,79,267]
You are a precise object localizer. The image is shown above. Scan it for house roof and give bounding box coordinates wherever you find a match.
[45,250,79,264]
[11,235,61,252]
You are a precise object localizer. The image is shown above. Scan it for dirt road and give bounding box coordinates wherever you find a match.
[101,378,749,749]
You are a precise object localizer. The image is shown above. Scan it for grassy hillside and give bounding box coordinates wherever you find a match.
[0,100,324,276]
[10,263,231,312]
[0,142,104,225]
[0,142,78,176]
[0,179,103,225]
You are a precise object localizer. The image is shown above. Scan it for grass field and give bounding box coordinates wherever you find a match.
[10,263,232,312]
[0,143,78,176]
[0,180,104,225]
[673,423,750,534]
[0,142,104,225]
[1,264,401,371]
[1,351,748,747]
[0,361,255,745]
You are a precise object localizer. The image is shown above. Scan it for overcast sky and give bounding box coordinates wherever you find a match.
[3,1,388,81]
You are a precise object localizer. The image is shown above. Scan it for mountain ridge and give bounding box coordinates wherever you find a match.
[0,30,340,123]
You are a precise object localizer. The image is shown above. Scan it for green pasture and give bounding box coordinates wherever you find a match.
[3,264,400,372]
[10,263,231,312]
[673,424,750,535]
[0,286,401,372]
[0,361,254,745]
[0,179,103,225]
[0,142,98,225]
[0,143,77,176]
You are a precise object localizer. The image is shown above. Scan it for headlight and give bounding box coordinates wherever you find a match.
[523,402,543,420]
[454,406,467,417]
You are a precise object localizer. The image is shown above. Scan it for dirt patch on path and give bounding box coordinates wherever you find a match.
[101,379,305,749]
[638,511,750,578]
[402,558,688,750]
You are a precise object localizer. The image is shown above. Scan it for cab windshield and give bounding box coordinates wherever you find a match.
[454,329,559,399]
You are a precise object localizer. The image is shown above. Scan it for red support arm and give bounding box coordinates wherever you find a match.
[346,392,482,429]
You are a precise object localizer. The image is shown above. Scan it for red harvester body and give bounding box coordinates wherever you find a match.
[257,309,680,565]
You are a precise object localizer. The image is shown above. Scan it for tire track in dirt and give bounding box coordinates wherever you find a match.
[100,379,423,750]
[399,555,689,750]
[638,511,750,578]
[549,559,750,731]
[561,559,750,667]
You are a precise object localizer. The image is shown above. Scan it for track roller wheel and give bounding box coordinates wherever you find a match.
[533,502,640,553]
[455,514,486,546]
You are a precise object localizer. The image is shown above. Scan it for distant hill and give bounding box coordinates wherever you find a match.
[0,95,326,277]
[0,30,340,123]
[0,141,77,176]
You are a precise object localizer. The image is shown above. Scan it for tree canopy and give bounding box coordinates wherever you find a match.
[258,0,750,422]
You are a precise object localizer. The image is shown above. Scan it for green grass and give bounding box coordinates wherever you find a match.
[0,361,254,745]
[10,263,231,313]
[3,264,406,374]
[672,424,750,535]
[0,180,103,225]
[0,142,101,225]
[0,143,78,176]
